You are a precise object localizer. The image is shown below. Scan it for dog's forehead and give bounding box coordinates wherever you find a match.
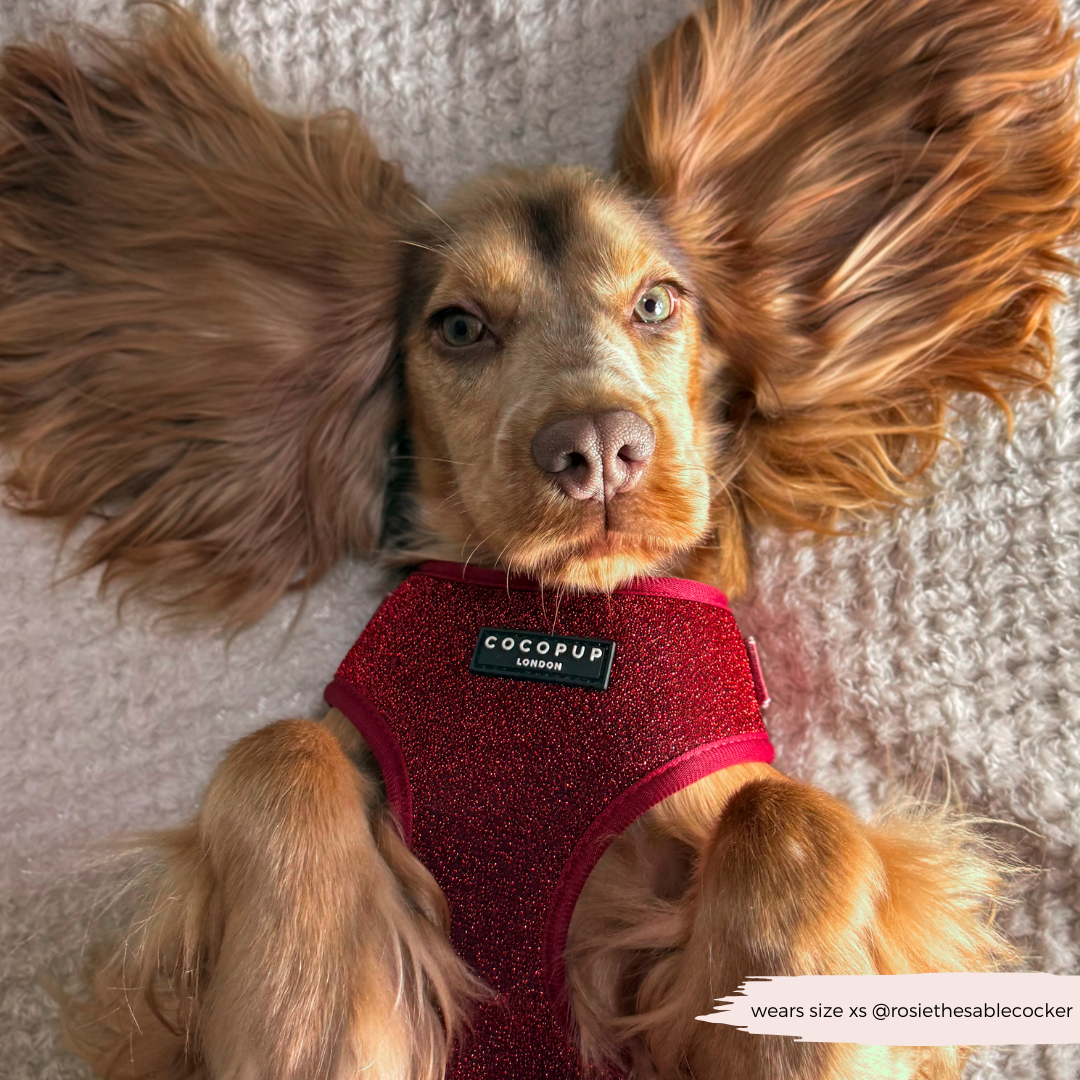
[407,168,682,319]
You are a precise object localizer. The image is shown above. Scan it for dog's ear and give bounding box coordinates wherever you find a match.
[618,0,1080,591]
[0,6,414,625]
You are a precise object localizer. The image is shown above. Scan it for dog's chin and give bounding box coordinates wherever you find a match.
[413,480,711,590]
[505,532,696,593]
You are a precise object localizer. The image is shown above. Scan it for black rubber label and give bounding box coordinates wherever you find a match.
[469,627,615,690]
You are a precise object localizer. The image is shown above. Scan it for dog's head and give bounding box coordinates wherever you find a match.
[398,167,712,592]
[0,1,1076,624]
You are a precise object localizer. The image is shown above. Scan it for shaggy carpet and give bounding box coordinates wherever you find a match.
[0,1,1077,1077]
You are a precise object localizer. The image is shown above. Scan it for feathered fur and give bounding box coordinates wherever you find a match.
[0,9,412,625]
[618,0,1080,591]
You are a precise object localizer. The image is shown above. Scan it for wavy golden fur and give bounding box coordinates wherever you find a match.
[619,0,1080,590]
[0,2,1076,1078]
[0,15,413,625]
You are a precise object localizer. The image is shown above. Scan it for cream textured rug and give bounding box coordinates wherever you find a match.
[0,1,1078,1078]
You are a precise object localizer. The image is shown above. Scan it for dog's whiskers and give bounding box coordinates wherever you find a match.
[463,533,494,573]
[391,454,476,467]
[410,194,465,247]
[436,487,468,513]
[397,240,445,256]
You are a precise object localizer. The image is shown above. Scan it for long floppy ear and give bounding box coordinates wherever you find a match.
[0,5,415,626]
[618,0,1080,592]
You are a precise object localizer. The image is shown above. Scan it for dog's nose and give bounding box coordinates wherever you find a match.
[531,410,655,501]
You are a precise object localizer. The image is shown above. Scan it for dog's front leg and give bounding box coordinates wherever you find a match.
[63,715,477,1080]
[569,766,1014,1080]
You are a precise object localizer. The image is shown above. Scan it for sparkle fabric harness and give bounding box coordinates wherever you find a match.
[324,561,774,1078]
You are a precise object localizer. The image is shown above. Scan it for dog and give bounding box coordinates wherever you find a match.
[0,1,1077,1077]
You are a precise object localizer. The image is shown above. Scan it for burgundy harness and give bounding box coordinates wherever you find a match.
[324,561,774,1079]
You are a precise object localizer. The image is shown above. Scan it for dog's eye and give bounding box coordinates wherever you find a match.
[440,310,484,347]
[634,285,674,323]
[634,285,674,324]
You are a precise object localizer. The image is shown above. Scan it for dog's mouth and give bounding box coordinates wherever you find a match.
[406,472,710,591]
[491,493,711,591]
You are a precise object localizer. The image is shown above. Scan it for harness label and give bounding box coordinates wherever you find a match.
[469,627,616,690]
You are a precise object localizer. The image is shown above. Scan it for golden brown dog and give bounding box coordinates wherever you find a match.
[0,1,1077,1077]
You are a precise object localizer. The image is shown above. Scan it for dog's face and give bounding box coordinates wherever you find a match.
[399,167,713,591]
